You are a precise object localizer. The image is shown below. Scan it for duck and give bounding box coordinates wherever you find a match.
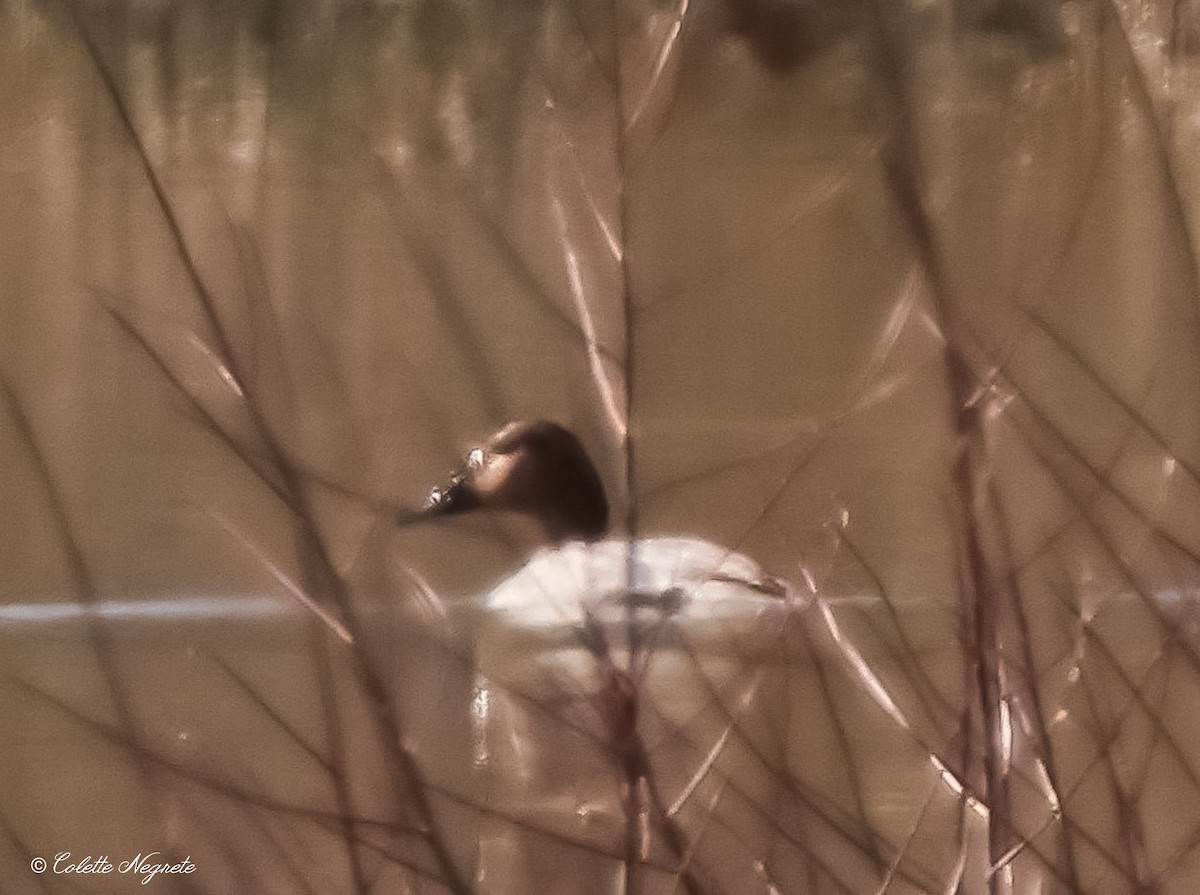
[399,421,796,888]
[394,424,961,894]
[399,420,794,628]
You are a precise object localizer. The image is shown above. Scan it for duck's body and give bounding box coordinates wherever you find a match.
[484,536,789,627]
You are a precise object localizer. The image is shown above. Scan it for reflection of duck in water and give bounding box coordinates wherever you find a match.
[401,420,793,623]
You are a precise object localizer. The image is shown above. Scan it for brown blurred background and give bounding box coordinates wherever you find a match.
[3,1,1200,893]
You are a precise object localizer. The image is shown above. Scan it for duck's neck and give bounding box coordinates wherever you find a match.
[540,511,606,547]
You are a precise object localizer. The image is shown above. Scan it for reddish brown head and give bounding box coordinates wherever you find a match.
[416,421,609,544]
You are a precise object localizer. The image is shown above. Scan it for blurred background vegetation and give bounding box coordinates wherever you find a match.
[3,1,1200,892]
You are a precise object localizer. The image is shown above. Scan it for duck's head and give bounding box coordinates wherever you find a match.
[406,421,610,545]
